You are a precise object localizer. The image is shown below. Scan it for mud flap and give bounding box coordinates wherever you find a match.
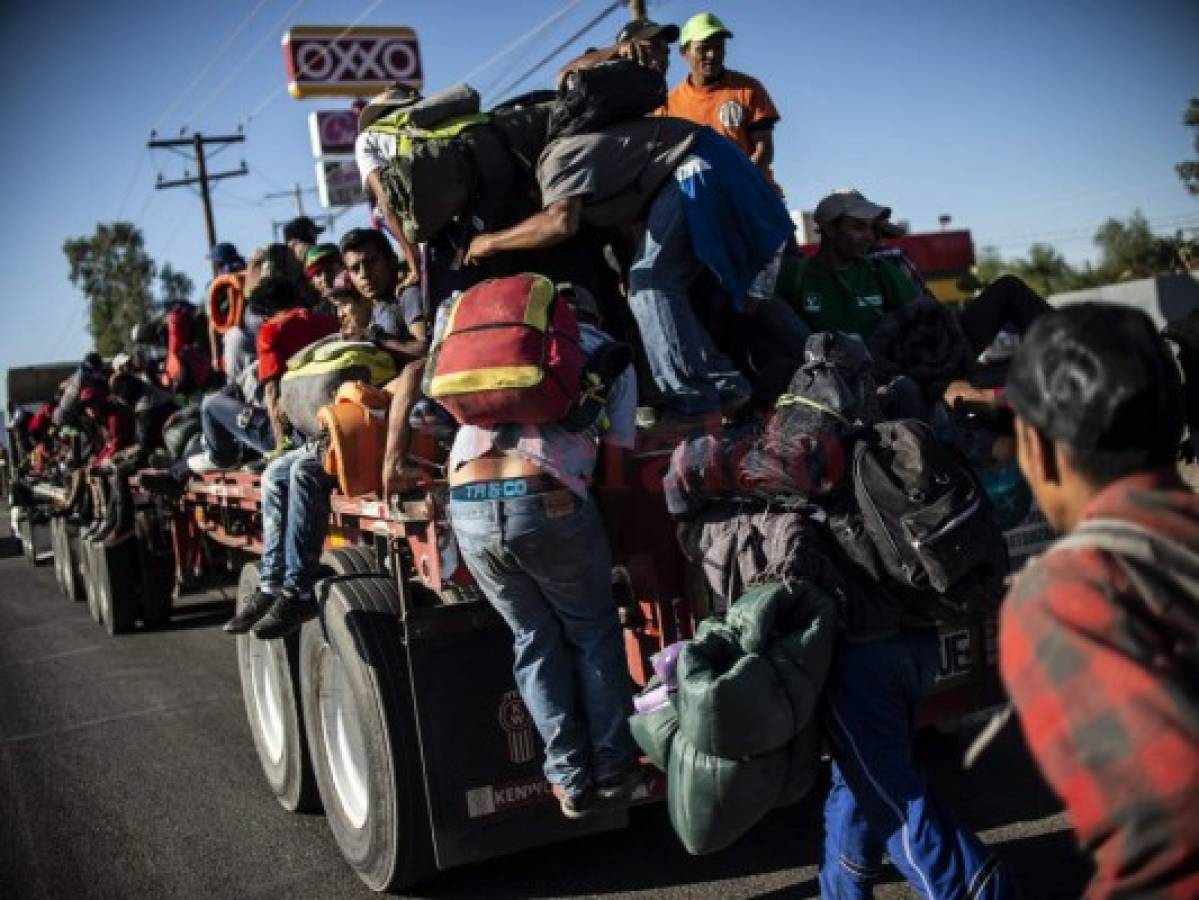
[403,601,627,871]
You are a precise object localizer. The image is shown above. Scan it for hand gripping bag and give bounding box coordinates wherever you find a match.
[425,274,584,426]
[318,381,392,497]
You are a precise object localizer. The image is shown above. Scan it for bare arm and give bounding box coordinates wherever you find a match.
[366,170,420,288]
[381,358,428,499]
[748,127,774,171]
[465,197,582,264]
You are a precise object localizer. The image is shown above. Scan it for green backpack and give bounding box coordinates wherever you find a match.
[368,85,501,244]
[279,338,397,439]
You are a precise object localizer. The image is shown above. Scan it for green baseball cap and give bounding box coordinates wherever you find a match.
[303,243,341,276]
[680,12,732,47]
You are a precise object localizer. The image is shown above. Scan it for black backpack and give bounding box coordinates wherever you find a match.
[851,419,1003,596]
[547,59,667,141]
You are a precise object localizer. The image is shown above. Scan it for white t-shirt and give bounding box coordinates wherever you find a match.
[354,130,396,189]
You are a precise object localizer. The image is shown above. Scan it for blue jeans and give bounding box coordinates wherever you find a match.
[820,631,1012,900]
[200,388,273,467]
[628,180,751,416]
[260,444,335,596]
[449,492,635,793]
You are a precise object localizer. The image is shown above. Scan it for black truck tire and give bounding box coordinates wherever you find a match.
[321,546,380,577]
[82,539,103,625]
[135,512,174,629]
[235,562,320,813]
[95,538,138,636]
[300,575,434,892]
[64,527,86,603]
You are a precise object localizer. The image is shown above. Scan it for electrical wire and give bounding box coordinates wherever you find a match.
[488,0,624,104]
[457,0,588,86]
[153,0,275,130]
[188,0,310,126]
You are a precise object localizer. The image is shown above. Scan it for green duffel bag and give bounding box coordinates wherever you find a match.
[676,623,796,760]
[729,581,839,732]
[667,730,789,856]
[629,701,679,772]
[774,722,823,809]
[279,338,397,439]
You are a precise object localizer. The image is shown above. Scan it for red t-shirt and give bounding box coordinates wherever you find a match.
[256,308,338,382]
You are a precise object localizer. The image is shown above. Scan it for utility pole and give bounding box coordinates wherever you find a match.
[628,0,646,20]
[264,182,310,217]
[148,130,248,275]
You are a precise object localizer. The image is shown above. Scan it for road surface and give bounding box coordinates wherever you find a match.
[0,532,1091,898]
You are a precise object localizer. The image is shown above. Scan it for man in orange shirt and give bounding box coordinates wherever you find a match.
[664,12,780,180]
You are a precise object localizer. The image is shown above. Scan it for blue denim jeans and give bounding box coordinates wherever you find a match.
[449,492,635,793]
[820,630,1012,900]
[260,444,335,596]
[200,387,273,467]
[628,180,751,416]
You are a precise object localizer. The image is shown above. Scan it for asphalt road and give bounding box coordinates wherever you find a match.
[0,526,1092,899]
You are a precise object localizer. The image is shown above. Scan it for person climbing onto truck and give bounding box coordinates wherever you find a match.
[464,112,797,423]
[1000,302,1199,898]
[443,280,640,819]
[557,17,680,82]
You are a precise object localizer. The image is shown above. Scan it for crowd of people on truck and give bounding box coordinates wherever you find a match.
[6,10,1197,897]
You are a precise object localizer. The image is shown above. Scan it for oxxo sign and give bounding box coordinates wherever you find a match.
[284,26,422,98]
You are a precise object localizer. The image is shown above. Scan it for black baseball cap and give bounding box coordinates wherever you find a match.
[616,18,680,44]
[1006,302,1184,454]
[283,216,324,244]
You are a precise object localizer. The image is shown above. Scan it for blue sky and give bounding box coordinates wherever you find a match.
[1,0,1196,386]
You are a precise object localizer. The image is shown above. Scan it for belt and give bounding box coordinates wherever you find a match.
[448,475,562,502]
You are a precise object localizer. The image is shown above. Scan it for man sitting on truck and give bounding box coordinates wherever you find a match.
[225,277,425,639]
[445,283,640,819]
[1000,303,1199,897]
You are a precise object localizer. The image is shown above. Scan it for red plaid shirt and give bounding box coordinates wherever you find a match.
[1000,470,1199,898]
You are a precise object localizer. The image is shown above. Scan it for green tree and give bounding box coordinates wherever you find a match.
[1093,210,1183,281]
[158,264,194,308]
[63,222,155,356]
[1015,242,1072,296]
[1178,98,1199,197]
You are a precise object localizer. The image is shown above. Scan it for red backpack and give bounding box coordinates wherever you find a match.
[425,274,584,426]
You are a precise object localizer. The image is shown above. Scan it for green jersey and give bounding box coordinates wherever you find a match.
[776,254,919,337]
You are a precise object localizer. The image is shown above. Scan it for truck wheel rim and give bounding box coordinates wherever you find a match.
[320,649,370,829]
[249,640,286,765]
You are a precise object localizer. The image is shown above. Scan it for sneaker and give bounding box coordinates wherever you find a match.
[223,588,278,635]
[551,782,595,820]
[595,766,643,803]
[251,592,318,640]
[186,452,228,475]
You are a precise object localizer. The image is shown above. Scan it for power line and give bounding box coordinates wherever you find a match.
[489,0,625,103]
[188,0,310,126]
[457,0,588,86]
[154,0,275,130]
